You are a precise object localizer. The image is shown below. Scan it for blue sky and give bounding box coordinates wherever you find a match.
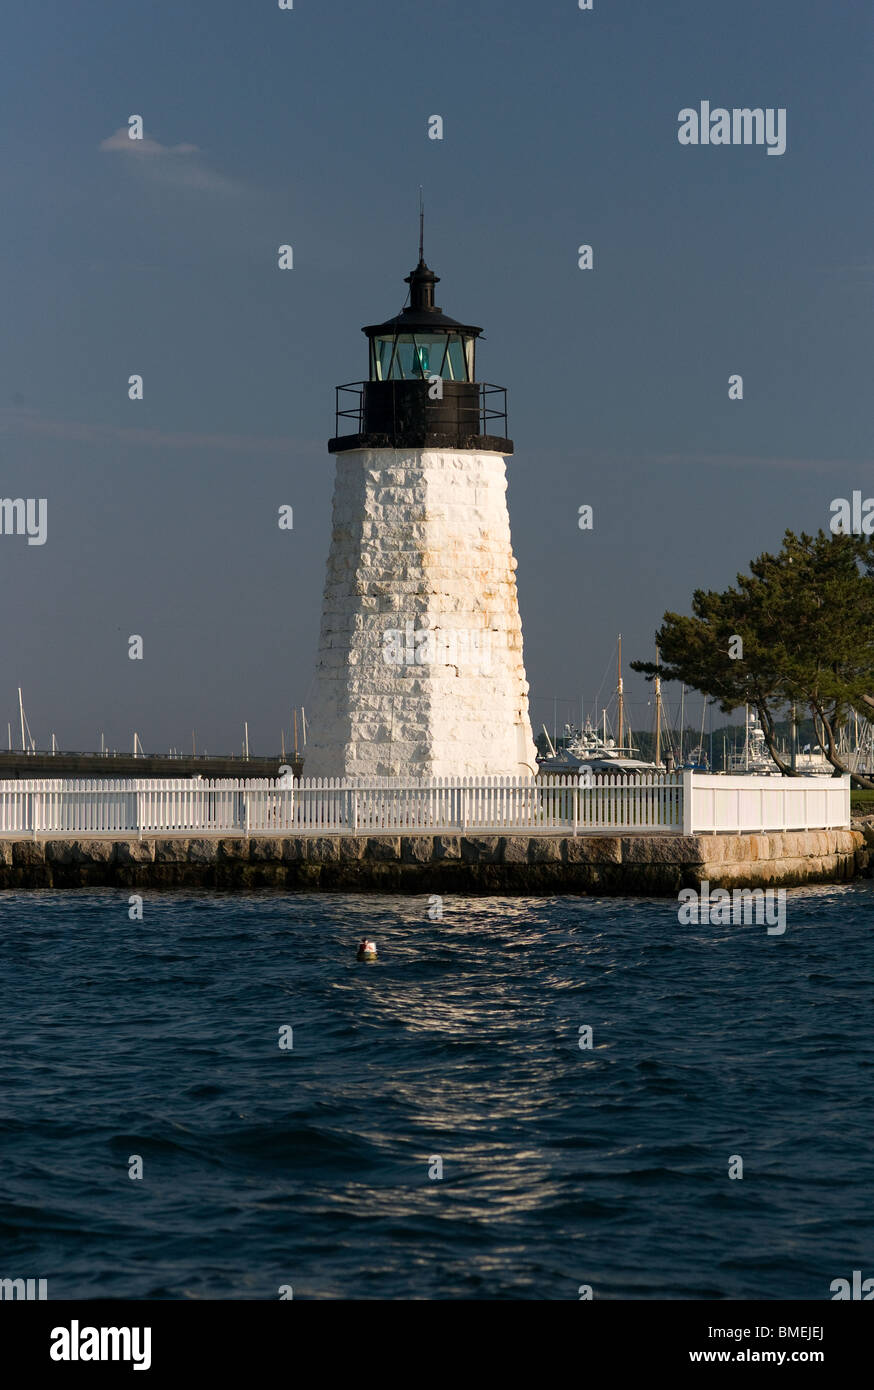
[0,0,870,753]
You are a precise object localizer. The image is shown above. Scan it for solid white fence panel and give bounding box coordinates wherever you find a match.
[685,775,849,834]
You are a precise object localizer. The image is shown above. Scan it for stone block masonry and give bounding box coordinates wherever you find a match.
[0,830,865,893]
[304,448,538,779]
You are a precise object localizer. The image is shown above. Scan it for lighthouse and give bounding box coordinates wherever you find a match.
[305,227,537,779]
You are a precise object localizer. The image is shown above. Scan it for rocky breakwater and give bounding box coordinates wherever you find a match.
[0,828,865,893]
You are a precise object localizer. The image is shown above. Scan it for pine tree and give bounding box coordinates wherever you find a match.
[631,530,874,786]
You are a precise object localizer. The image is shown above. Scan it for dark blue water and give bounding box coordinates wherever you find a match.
[1,882,872,1300]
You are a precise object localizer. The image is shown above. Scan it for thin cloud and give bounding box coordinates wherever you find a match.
[644,449,872,475]
[99,126,244,195]
[528,445,871,475]
[0,408,316,455]
[99,128,199,157]
[5,410,862,472]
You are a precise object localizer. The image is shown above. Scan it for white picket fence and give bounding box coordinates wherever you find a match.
[0,772,850,838]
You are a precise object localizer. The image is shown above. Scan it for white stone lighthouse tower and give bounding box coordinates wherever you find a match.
[305,232,536,779]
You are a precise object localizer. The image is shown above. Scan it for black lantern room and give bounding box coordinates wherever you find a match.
[329,245,512,455]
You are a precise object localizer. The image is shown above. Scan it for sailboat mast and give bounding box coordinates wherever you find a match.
[617,634,624,755]
[654,648,662,767]
[679,684,685,766]
[18,687,26,753]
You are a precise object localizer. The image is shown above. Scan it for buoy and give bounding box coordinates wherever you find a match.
[356,938,377,961]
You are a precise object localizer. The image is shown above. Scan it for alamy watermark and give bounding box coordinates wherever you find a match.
[678,102,787,156]
[1,1277,47,1299]
[0,497,47,546]
[383,622,492,675]
[830,1269,874,1299]
[830,492,874,535]
[678,882,786,935]
[50,1322,151,1370]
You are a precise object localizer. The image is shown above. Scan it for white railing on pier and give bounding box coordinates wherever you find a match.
[298,772,685,834]
[0,772,851,839]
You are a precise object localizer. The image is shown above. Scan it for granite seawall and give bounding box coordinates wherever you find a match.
[0,829,866,894]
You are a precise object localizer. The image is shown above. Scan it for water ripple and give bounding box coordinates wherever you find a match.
[0,881,872,1298]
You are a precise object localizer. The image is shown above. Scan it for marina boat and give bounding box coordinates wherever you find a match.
[680,745,710,772]
[727,710,781,774]
[537,634,663,776]
[536,722,660,775]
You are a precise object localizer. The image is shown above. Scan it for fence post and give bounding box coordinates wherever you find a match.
[682,770,694,836]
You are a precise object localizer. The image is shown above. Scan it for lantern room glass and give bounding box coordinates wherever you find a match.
[370,332,475,382]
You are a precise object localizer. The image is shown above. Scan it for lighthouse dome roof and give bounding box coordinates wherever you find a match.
[362,305,481,336]
[362,257,482,338]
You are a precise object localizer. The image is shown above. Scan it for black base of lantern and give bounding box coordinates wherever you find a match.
[328,432,513,455]
[331,380,512,455]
